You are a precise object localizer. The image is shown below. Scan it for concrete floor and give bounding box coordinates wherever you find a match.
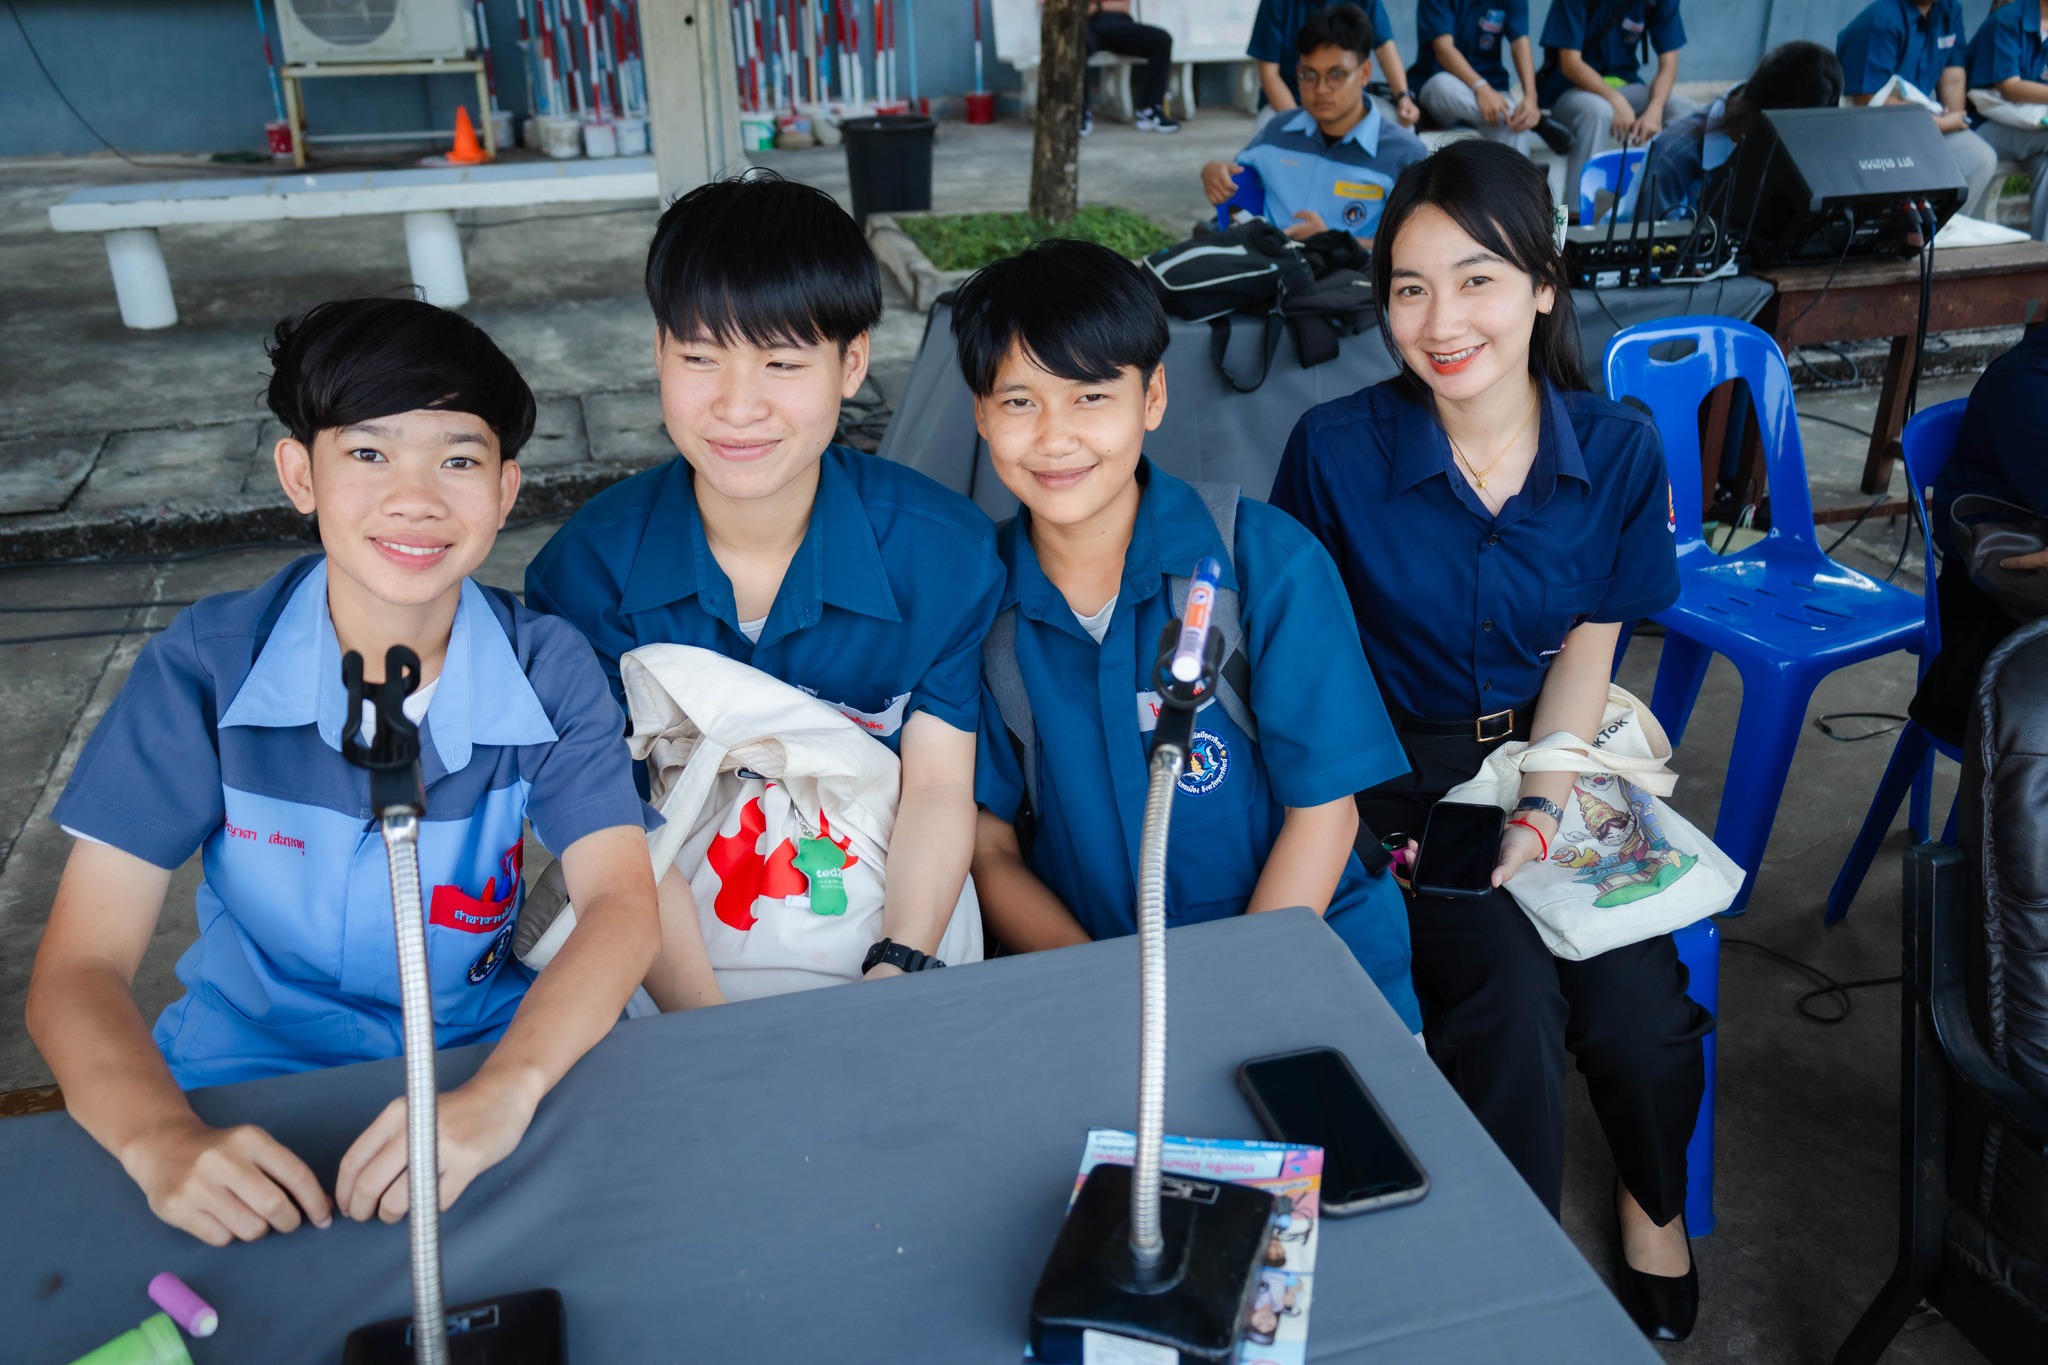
[0,115,2007,1362]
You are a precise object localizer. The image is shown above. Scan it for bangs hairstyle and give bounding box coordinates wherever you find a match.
[949,238,1170,398]
[645,169,882,349]
[1297,3,1375,59]
[264,297,537,458]
[1371,140,1589,399]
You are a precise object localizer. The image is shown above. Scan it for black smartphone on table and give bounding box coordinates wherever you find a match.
[1237,1047,1428,1216]
[1410,800,1506,899]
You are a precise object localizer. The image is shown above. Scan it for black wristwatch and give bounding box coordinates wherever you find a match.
[1514,795,1564,824]
[862,938,946,975]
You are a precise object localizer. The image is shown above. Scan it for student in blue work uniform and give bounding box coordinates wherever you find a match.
[1839,0,1998,224]
[1411,0,1540,154]
[26,299,660,1246]
[952,239,1421,1031]
[1967,0,2048,240]
[526,173,1003,1011]
[1203,5,1429,244]
[1632,41,1843,222]
[1536,0,1696,215]
[1271,142,1708,1341]
[1246,0,1418,128]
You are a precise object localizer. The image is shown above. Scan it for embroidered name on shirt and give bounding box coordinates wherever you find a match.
[268,831,305,855]
[809,689,912,738]
[226,822,258,841]
[1937,33,1956,48]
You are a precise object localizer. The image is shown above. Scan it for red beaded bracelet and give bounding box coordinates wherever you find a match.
[1507,818,1549,861]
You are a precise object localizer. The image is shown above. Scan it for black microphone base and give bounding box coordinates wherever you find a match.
[1029,1161,1276,1364]
[343,1287,566,1363]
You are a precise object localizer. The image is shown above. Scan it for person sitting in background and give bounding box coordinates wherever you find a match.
[1083,0,1180,137]
[1536,0,1696,216]
[1248,0,1420,128]
[1837,0,1998,223]
[1411,0,1541,154]
[1966,0,2048,240]
[1202,4,1429,244]
[1633,41,1844,222]
[1910,325,2048,744]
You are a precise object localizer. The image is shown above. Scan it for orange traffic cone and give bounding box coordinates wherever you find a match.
[448,106,487,164]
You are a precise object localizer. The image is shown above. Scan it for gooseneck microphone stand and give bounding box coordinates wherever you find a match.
[1030,559,1277,1364]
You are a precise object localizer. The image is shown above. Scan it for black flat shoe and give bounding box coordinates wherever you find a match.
[1613,1185,1698,1342]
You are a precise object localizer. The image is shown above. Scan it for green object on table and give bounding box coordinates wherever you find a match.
[70,1313,192,1365]
[794,836,851,917]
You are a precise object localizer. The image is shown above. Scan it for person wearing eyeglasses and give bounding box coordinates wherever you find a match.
[1247,0,1419,129]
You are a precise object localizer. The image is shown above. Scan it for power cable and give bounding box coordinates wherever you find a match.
[1721,936,1900,1024]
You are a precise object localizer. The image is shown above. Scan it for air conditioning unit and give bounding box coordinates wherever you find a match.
[274,0,476,65]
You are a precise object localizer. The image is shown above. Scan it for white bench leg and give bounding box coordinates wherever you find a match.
[404,210,470,308]
[104,227,177,329]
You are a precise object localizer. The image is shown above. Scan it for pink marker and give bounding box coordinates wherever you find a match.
[147,1272,217,1338]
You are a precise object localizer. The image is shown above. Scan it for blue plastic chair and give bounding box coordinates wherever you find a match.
[1214,167,1266,230]
[1604,318,1925,916]
[1673,916,1718,1235]
[1823,400,1969,925]
[1579,147,1646,224]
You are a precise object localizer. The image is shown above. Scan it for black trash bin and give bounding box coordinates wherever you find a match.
[841,115,937,226]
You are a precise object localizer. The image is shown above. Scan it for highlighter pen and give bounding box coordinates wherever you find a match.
[1169,556,1225,684]
[69,1313,193,1365]
[147,1272,218,1337]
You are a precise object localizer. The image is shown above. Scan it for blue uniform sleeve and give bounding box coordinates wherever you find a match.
[520,623,662,855]
[1247,0,1288,62]
[1647,0,1685,55]
[524,517,638,711]
[1836,9,1902,96]
[1971,8,2022,87]
[1240,508,1409,807]
[1509,0,1530,41]
[1591,421,1682,623]
[1415,0,1454,44]
[1368,0,1394,51]
[909,532,1006,734]
[50,611,225,870]
[974,685,1027,824]
[1268,414,1334,545]
[1944,0,1972,71]
[1539,0,1589,52]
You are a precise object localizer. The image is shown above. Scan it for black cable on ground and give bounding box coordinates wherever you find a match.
[1721,936,1901,1024]
[1823,495,1891,556]
[1813,711,1908,741]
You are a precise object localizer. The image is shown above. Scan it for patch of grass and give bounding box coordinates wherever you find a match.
[895,206,1178,271]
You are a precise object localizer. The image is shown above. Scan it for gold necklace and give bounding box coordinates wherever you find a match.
[1446,391,1539,492]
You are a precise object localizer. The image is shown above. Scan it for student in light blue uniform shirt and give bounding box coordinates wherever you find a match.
[1966,0,2048,240]
[1536,0,1696,212]
[29,299,660,1246]
[1411,0,1540,154]
[1837,0,1997,220]
[954,239,1421,1031]
[528,173,1003,1011]
[1203,5,1429,244]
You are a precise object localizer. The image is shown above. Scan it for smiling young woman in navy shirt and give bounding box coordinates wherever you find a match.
[1270,139,1710,1342]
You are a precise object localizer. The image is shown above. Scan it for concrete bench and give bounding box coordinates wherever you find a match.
[47,157,659,330]
[1165,49,1259,117]
[1015,51,1145,121]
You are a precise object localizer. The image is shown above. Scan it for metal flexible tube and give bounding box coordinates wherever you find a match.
[1129,745,1184,1270]
[382,813,449,1365]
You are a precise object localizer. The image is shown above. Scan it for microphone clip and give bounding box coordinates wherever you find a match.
[342,645,426,819]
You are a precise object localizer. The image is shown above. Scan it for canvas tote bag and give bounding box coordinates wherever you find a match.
[518,644,982,1003]
[1441,685,1744,959]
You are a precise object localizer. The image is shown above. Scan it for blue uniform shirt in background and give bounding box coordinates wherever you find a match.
[1638,96,1730,220]
[1836,0,1968,98]
[1269,380,1680,720]
[1537,0,1686,106]
[51,557,653,1089]
[1235,104,1429,240]
[526,444,1005,754]
[1247,0,1396,106]
[1410,0,1528,93]
[1967,0,2048,92]
[1935,324,2048,557]
[975,463,1420,1030]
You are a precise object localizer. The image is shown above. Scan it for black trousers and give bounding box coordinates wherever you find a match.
[1358,726,1713,1226]
[1086,12,1173,114]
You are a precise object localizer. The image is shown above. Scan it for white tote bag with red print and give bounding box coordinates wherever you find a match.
[623,644,981,1002]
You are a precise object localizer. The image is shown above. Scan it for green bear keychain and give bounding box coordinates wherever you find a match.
[794,836,851,917]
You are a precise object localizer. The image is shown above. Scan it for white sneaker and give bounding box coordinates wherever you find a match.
[1135,108,1181,133]
[1080,108,1094,138]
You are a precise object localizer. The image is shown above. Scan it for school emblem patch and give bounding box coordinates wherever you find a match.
[467,922,514,984]
[1342,200,1368,228]
[1178,730,1230,796]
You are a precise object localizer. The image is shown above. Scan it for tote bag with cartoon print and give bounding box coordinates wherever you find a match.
[1442,685,1743,960]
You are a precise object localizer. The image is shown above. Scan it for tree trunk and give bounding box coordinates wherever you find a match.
[1030,0,1086,224]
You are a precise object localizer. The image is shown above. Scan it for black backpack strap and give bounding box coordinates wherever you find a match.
[1210,311,1286,394]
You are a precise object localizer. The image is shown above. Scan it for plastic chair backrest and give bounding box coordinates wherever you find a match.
[1899,398,1968,657]
[1579,147,1645,224]
[1603,315,1819,559]
[1215,166,1266,230]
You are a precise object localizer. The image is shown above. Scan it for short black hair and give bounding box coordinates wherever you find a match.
[1297,3,1375,61]
[949,238,1170,398]
[264,297,537,459]
[645,169,882,349]
[1724,41,1844,140]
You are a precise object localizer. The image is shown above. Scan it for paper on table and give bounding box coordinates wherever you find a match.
[1936,214,2032,249]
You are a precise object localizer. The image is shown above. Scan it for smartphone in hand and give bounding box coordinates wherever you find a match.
[1411,801,1506,899]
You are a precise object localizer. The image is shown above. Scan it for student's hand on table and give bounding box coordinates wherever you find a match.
[1632,104,1665,142]
[124,1115,332,1246]
[1608,93,1638,141]
[336,1070,540,1223]
[1394,92,1421,126]
[1202,160,1243,204]
[1508,98,1540,132]
[1492,820,1550,887]
[2000,546,2048,571]
[1475,83,1511,125]
[1286,210,1330,239]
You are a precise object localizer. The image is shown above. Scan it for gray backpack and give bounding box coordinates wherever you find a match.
[981,481,1256,818]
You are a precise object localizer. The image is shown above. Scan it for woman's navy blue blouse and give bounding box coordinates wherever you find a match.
[1270,378,1681,718]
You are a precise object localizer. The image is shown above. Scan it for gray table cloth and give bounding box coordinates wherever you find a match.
[876,277,1772,519]
[5,910,1658,1364]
